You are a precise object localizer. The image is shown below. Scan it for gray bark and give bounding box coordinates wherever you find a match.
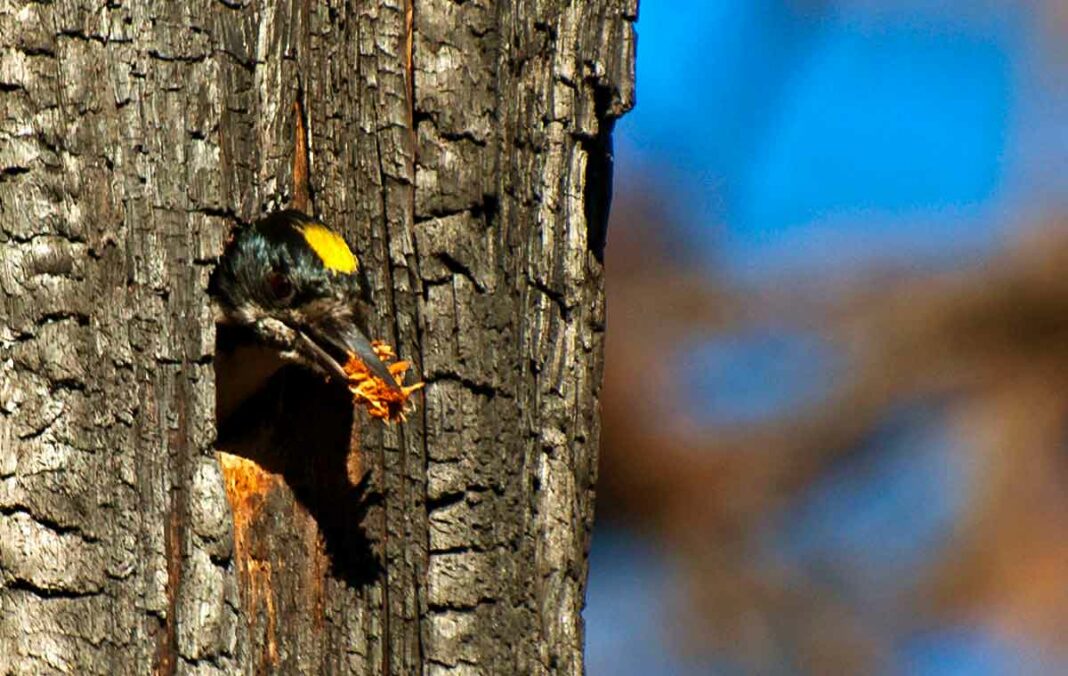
[0,1,634,673]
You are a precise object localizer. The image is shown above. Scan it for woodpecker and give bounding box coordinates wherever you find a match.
[210,209,400,424]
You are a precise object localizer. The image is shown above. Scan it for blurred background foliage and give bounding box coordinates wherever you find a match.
[583,1,1067,674]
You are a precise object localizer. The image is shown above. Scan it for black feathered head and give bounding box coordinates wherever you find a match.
[210,210,397,396]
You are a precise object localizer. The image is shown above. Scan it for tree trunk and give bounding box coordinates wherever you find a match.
[0,0,634,673]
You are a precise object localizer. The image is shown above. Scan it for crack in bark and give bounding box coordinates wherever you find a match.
[0,506,99,543]
[423,372,500,399]
[3,578,104,600]
[0,166,31,181]
[529,277,573,321]
[432,252,485,291]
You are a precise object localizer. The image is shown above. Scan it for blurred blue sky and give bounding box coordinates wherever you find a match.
[589,1,1067,674]
[683,329,838,424]
[615,0,1064,283]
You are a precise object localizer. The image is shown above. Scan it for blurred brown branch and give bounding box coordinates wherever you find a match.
[600,191,1068,669]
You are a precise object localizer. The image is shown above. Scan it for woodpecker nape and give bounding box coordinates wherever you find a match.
[211,209,417,425]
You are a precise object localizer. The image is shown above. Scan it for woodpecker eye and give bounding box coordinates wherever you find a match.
[266,271,295,304]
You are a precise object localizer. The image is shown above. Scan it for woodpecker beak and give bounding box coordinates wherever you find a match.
[297,320,401,393]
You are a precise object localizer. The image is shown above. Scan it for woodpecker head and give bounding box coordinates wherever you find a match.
[211,210,399,421]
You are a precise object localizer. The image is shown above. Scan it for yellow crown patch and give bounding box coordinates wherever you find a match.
[297,222,358,274]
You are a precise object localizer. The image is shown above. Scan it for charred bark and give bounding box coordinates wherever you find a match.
[0,1,634,673]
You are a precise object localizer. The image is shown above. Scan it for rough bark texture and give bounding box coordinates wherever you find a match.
[0,0,634,674]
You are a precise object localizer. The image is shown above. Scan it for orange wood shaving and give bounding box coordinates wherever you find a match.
[343,340,424,422]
